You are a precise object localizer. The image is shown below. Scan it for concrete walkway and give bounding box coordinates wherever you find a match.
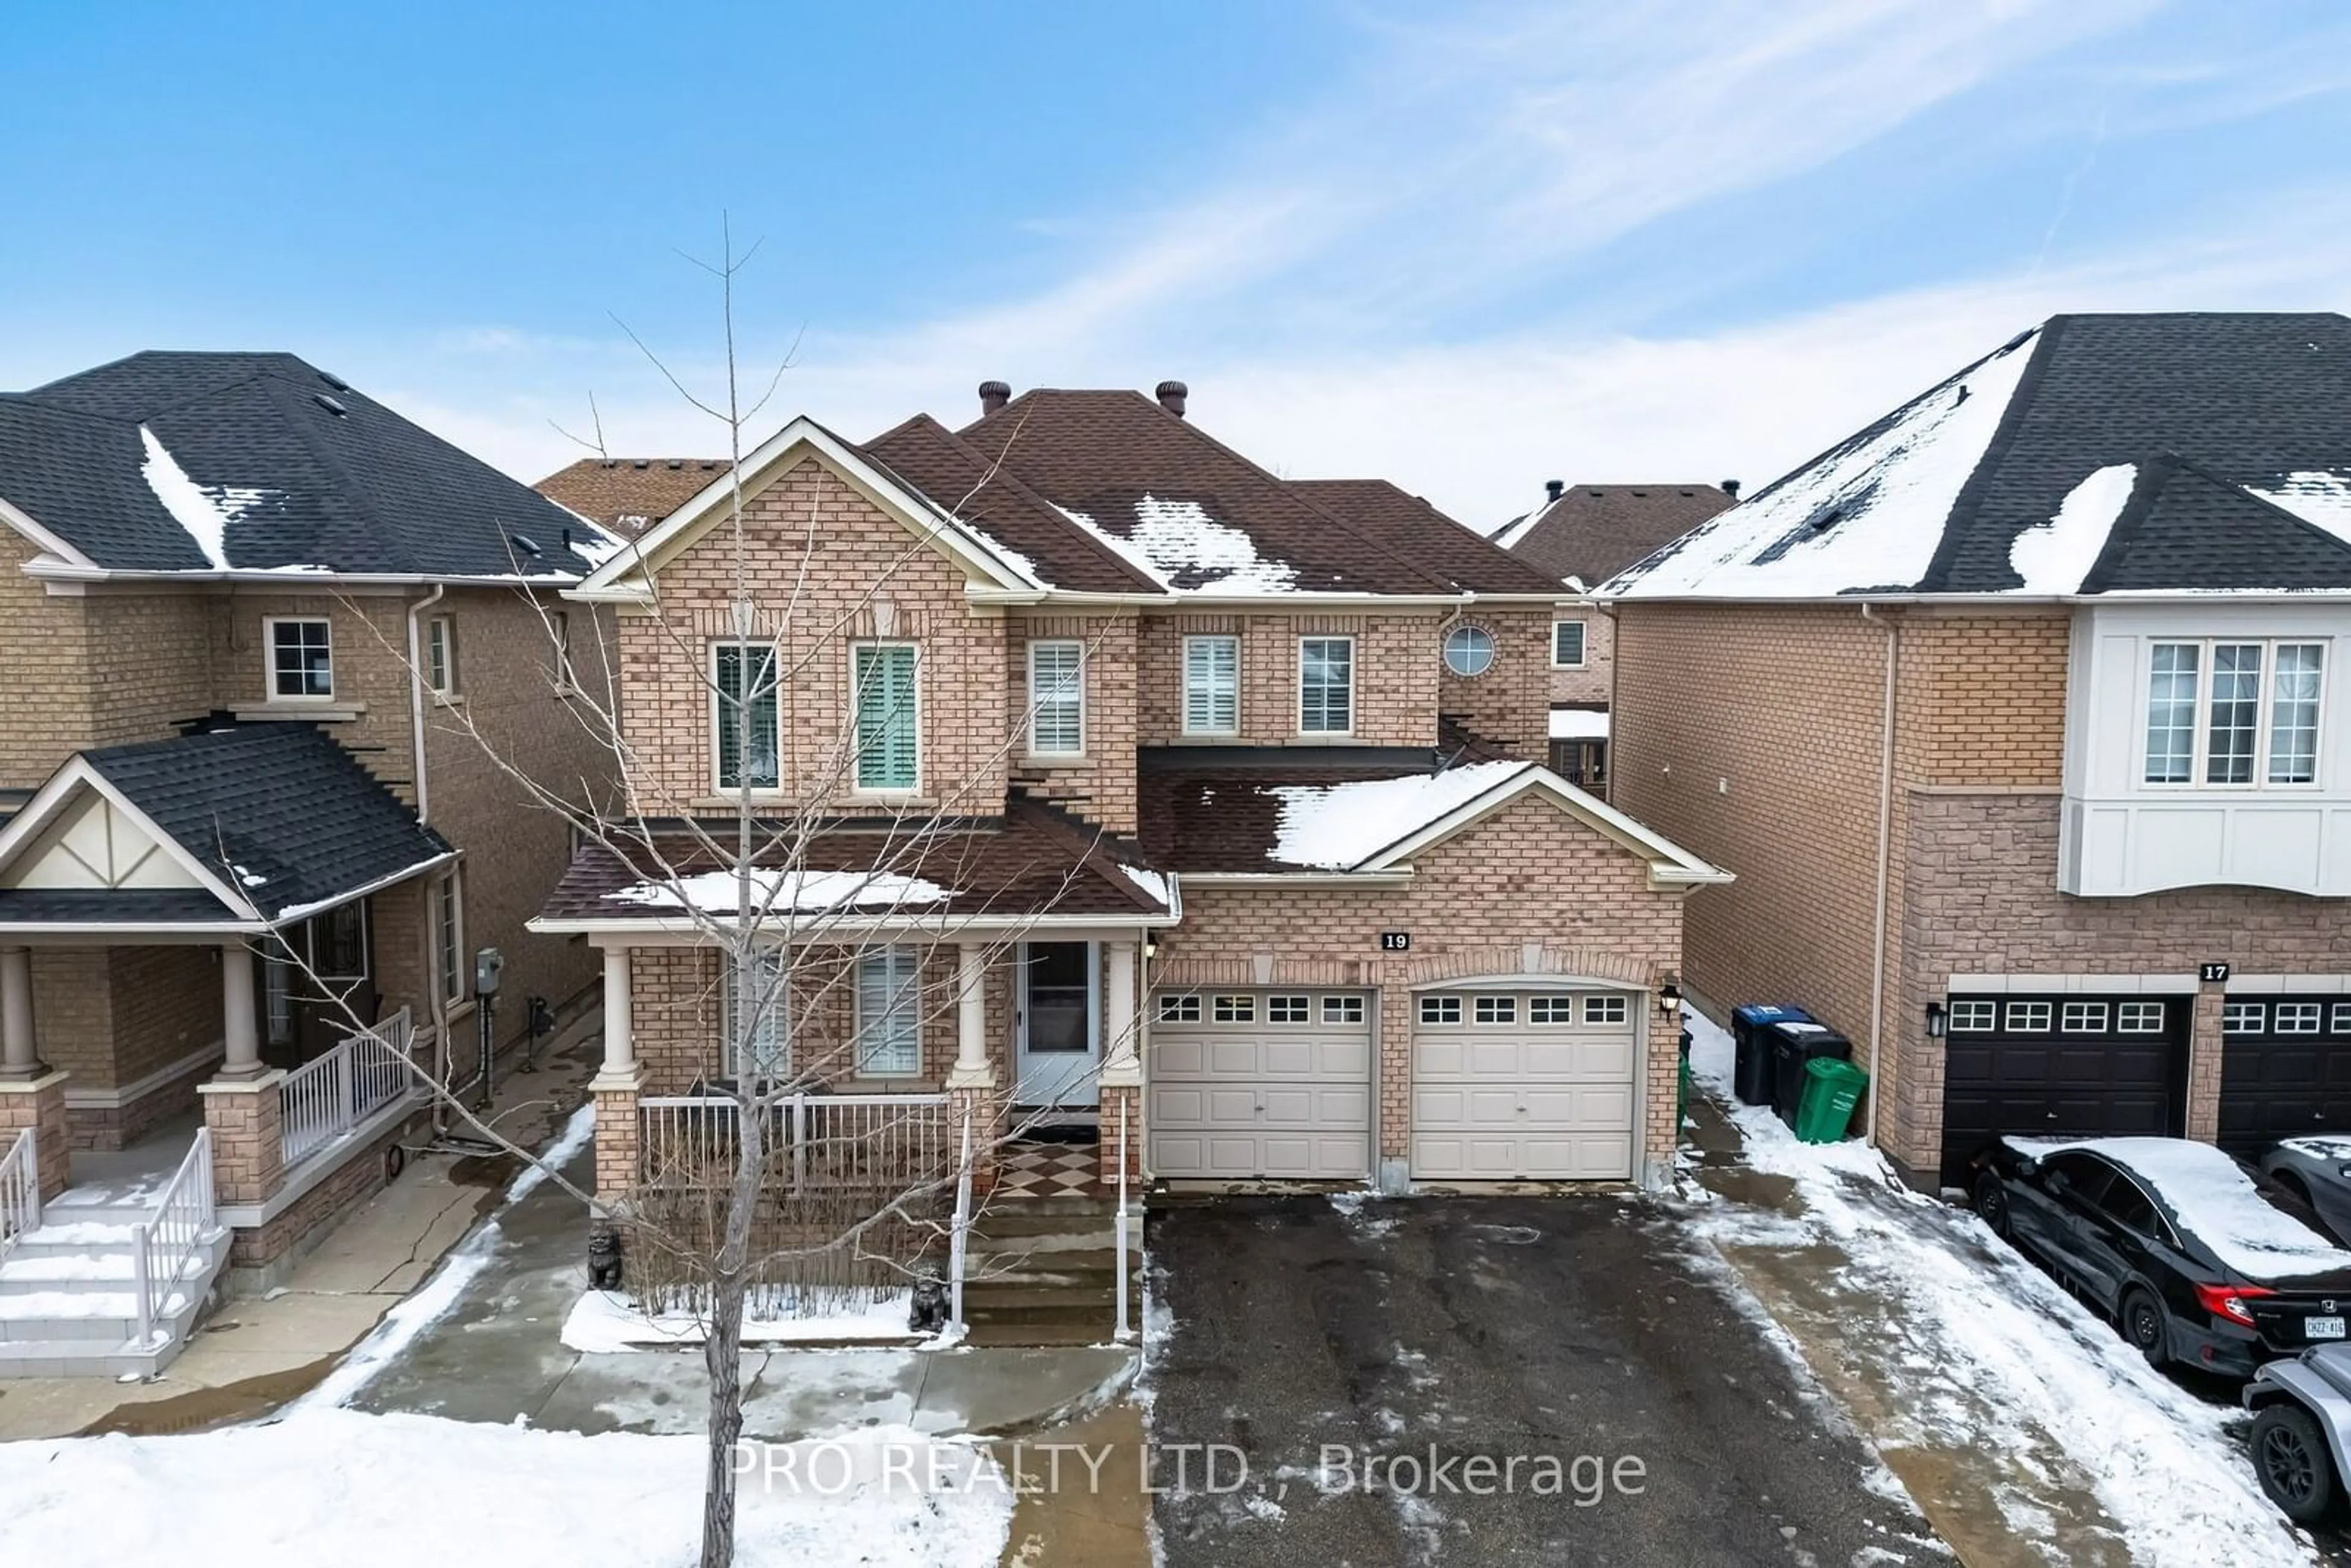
[0,1019,601,1442]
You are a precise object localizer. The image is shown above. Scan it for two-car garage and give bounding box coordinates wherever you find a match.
[1146,984,1643,1184]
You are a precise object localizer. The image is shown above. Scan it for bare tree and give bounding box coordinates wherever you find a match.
[288,220,1142,1568]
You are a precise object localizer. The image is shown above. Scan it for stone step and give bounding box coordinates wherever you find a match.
[960,1317,1128,1349]
[966,1230,1120,1260]
[964,1250,1143,1290]
[0,1248,216,1292]
[0,1335,173,1380]
[970,1199,1122,1232]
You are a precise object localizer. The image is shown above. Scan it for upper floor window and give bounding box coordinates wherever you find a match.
[1183,636,1239,735]
[424,614,458,697]
[267,617,334,701]
[2144,639,2325,787]
[1442,625,1494,678]
[1027,640,1085,756]
[1552,620,1588,669]
[432,869,465,1007]
[1299,636,1354,734]
[853,643,919,792]
[550,609,575,694]
[713,643,780,790]
[854,946,921,1077]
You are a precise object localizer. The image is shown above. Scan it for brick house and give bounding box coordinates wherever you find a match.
[533,380,1727,1222]
[0,351,619,1373]
[1486,480,1736,792]
[1605,313,2351,1189]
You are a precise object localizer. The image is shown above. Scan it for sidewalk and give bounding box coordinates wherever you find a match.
[0,1015,602,1442]
[1675,1014,2320,1568]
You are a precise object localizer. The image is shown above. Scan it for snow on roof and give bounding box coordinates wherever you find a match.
[609,869,954,915]
[1116,863,1171,906]
[2009,1136,2351,1280]
[1491,503,1550,552]
[139,425,282,571]
[2245,469,2351,546]
[1058,496,1300,595]
[1548,708,1609,741]
[1610,331,2038,599]
[2008,464,2136,593]
[1267,760,1525,869]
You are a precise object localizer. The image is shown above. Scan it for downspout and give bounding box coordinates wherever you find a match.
[1861,603,1897,1149]
[407,584,450,1130]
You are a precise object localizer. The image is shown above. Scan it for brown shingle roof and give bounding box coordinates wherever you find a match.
[1497,483,1736,587]
[535,457,728,536]
[958,390,1556,596]
[1291,478,1563,596]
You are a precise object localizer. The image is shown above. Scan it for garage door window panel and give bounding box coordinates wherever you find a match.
[1420,996,1462,1026]
[2006,1001,2053,1032]
[1159,994,1201,1023]
[2277,1003,2324,1034]
[2118,1001,2166,1033]
[1213,994,1255,1023]
[1322,996,1364,1026]
[2224,1002,2265,1035]
[1474,996,1517,1025]
[1583,996,1627,1026]
[1268,996,1310,1024]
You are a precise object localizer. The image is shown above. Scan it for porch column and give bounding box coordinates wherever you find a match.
[948,940,994,1088]
[1100,940,1141,1087]
[218,940,265,1079]
[0,946,42,1080]
[596,947,637,1081]
[590,946,643,1204]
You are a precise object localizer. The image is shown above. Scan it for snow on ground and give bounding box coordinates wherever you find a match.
[1608,329,2038,599]
[0,1407,1011,1568]
[1682,1012,2320,1567]
[1265,760,1524,869]
[2009,463,2136,593]
[563,1288,920,1352]
[2008,1135,2351,1280]
[611,868,954,914]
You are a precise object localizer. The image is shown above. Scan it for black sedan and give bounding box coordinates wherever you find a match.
[1969,1136,2351,1379]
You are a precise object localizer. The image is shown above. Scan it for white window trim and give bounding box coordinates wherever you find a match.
[424,614,459,699]
[550,609,576,696]
[1442,624,1495,679]
[1026,639,1087,758]
[853,946,923,1079]
[432,869,466,1008]
[1182,634,1240,737]
[263,615,336,703]
[708,641,783,796]
[2143,636,2328,792]
[850,640,923,796]
[1297,634,1355,737]
[1551,619,1589,670]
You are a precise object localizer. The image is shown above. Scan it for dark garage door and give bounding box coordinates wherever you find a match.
[2219,997,2351,1152]
[1940,994,2188,1183]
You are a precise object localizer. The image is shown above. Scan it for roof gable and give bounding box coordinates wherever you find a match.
[1490,483,1737,587]
[569,416,1046,602]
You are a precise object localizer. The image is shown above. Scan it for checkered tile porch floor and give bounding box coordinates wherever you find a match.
[993,1139,1106,1199]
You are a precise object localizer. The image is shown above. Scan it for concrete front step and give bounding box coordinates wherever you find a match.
[966,1250,1144,1291]
[969,1199,1122,1236]
[0,1230,230,1379]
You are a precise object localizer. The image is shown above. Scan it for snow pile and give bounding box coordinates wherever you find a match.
[1609,330,2038,599]
[562,1288,920,1352]
[2009,463,2135,593]
[1265,761,1525,869]
[2246,469,2351,546]
[0,1408,1012,1568]
[1684,1011,2321,1566]
[139,426,284,571]
[2008,1135,2351,1280]
[1547,708,1608,741]
[612,869,954,914]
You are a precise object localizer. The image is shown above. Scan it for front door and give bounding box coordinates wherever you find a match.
[1016,942,1099,1108]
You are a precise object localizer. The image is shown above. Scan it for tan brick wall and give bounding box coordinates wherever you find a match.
[201,1079,284,1208]
[1154,795,1685,1173]
[1006,612,1139,833]
[0,529,96,790]
[613,457,1011,819]
[28,950,114,1089]
[211,591,421,798]
[1548,608,1612,708]
[1135,611,1444,748]
[1439,607,1549,753]
[82,591,217,748]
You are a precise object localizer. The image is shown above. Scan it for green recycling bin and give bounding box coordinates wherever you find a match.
[1794,1057,1869,1144]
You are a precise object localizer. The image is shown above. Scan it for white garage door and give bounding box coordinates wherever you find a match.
[1411,989,1639,1180]
[1148,989,1373,1180]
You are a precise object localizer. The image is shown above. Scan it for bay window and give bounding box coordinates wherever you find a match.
[2143,639,2325,787]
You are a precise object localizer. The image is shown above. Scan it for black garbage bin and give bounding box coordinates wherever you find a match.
[1732,1003,1813,1106]
[1768,1021,1853,1128]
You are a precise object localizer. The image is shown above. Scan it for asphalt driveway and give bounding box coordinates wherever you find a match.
[1146,1194,1947,1567]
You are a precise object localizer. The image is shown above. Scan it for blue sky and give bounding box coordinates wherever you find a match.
[7,0,2351,523]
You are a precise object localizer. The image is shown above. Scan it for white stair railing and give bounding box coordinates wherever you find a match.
[948,1108,974,1335]
[1114,1097,1134,1344]
[130,1127,216,1348]
[281,1007,416,1170]
[0,1126,39,1264]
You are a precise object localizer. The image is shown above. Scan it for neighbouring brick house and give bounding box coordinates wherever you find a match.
[1605,313,2351,1189]
[1486,479,1736,792]
[533,379,1727,1229]
[0,351,620,1373]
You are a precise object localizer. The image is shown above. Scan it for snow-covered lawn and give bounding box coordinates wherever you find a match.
[1682,1012,2321,1567]
[0,1408,1013,1568]
[561,1287,928,1352]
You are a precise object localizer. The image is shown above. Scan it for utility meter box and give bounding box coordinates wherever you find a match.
[474,947,504,998]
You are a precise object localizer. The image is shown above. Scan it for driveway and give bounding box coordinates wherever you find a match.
[1146,1194,1944,1567]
